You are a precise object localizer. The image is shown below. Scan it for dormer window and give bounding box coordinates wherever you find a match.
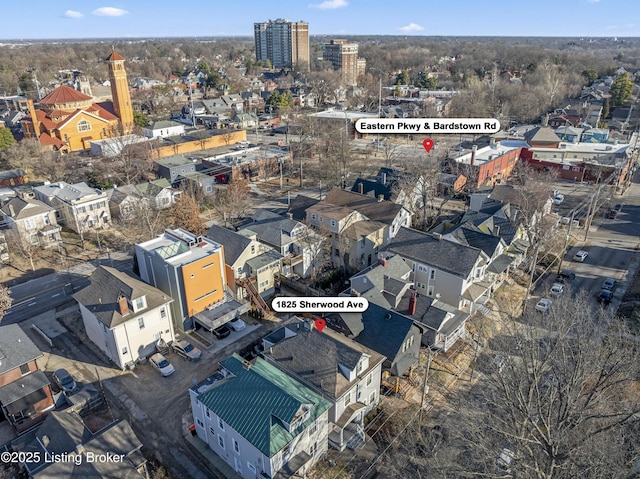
[77,120,91,132]
[133,296,147,312]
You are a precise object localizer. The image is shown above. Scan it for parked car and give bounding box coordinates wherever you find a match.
[597,289,614,305]
[555,271,576,284]
[602,278,617,291]
[552,194,565,205]
[149,353,175,377]
[228,318,247,331]
[53,368,77,393]
[213,325,231,339]
[535,298,552,313]
[172,339,202,361]
[550,283,565,297]
[573,250,589,262]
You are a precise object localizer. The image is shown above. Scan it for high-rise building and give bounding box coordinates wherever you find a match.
[323,39,365,87]
[254,19,309,70]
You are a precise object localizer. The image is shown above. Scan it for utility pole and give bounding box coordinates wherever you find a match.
[522,243,540,315]
[419,349,434,423]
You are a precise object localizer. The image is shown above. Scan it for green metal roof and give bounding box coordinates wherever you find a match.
[197,355,331,457]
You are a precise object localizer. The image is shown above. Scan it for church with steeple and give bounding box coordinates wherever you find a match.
[22,49,135,152]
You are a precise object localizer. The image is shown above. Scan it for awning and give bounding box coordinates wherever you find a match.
[0,371,50,412]
[335,402,366,429]
[273,451,312,479]
[487,254,515,274]
[463,283,489,302]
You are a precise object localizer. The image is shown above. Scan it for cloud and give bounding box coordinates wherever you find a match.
[399,23,424,33]
[92,7,128,17]
[64,10,83,18]
[309,0,348,10]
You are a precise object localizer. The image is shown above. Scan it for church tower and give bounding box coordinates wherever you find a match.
[106,49,134,135]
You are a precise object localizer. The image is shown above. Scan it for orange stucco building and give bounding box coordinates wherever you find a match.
[22,50,134,152]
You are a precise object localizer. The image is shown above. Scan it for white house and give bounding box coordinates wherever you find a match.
[190,354,331,479]
[73,266,175,369]
[262,320,385,451]
[33,181,112,234]
[141,120,185,139]
[0,196,61,248]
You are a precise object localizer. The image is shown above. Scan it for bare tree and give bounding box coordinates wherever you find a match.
[220,130,236,146]
[297,220,332,286]
[6,231,40,272]
[0,285,12,323]
[209,179,252,227]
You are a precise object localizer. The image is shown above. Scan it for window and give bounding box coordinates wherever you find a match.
[418,265,427,273]
[205,409,210,418]
[369,391,376,404]
[160,308,167,319]
[331,220,337,227]
[233,438,240,454]
[138,317,145,330]
[122,346,128,355]
[309,420,317,435]
[427,286,434,297]
[29,234,39,245]
[202,262,215,269]
[311,214,317,220]
[134,296,146,311]
[210,427,215,435]
[23,218,36,230]
[430,269,436,280]
[251,245,255,254]
[77,120,91,132]
[20,363,30,375]
[196,418,204,427]
[356,360,363,374]
[366,373,372,386]
[344,393,350,407]
[309,442,318,457]
[218,436,225,449]
[218,417,225,431]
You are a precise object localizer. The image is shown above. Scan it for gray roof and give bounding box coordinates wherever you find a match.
[244,209,303,248]
[155,155,192,168]
[73,266,172,329]
[487,254,514,274]
[524,126,562,144]
[263,321,385,399]
[1,197,54,220]
[206,224,252,265]
[15,411,144,478]
[0,370,49,406]
[447,226,503,257]
[0,324,43,375]
[246,250,283,271]
[288,194,319,221]
[148,120,183,130]
[33,181,103,203]
[324,188,405,226]
[385,227,483,278]
[107,185,142,205]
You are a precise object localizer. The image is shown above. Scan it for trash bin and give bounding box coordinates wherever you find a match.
[189,424,196,436]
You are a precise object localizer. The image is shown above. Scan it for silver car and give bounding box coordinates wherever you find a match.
[149,353,175,377]
[172,340,202,361]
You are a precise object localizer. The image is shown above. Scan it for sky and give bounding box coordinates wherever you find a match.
[1,0,639,40]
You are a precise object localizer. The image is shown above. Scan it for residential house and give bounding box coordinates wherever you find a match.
[33,181,111,234]
[135,228,229,331]
[351,167,428,210]
[141,120,185,139]
[346,255,470,352]
[105,184,145,220]
[1,197,61,248]
[0,168,28,188]
[437,173,467,196]
[340,220,388,273]
[0,109,25,128]
[326,302,423,376]
[73,266,175,370]
[581,127,609,143]
[155,155,196,184]
[383,227,491,312]
[262,320,385,451]
[12,411,148,478]
[221,94,245,112]
[240,209,325,278]
[135,178,182,210]
[190,354,331,479]
[207,224,283,298]
[322,188,412,242]
[547,113,581,129]
[523,127,562,148]
[554,126,583,143]
[233,112,258,130]
[0,324,54,433]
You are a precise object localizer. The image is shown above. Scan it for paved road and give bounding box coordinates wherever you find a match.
[534,179,640,310]
[4,252,132,324]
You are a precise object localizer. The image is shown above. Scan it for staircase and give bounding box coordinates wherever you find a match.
[346,425,365,450]
[476,304,492,317]
[237,277,270,317]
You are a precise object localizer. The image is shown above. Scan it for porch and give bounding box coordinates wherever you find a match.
[329,402,367,451]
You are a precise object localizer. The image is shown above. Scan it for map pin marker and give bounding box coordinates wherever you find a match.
[314,318,326,333]
[422,138,434,153]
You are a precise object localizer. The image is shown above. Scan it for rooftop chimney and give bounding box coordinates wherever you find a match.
[470,145,477,167]
[380,172,387,185]
[117,295,129,315]
[378,194,384,202]
[490,138,496,149]
[7,204,14,217]
[358,182,364,194]
[408,290,418,316]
